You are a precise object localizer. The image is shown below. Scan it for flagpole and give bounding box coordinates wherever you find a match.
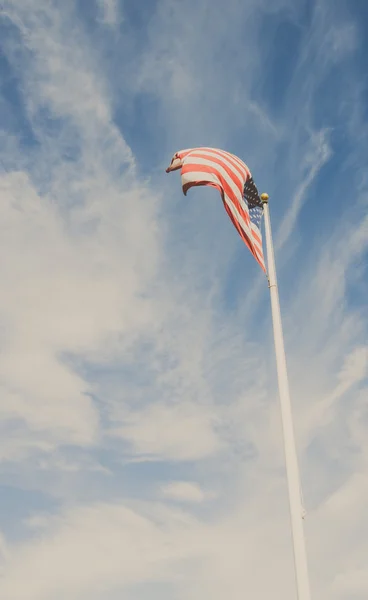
[260,193,311,600]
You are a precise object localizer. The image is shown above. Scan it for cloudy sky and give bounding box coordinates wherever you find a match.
[0,0,367,598]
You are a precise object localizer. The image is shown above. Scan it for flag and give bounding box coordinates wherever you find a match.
[166,147,265,272]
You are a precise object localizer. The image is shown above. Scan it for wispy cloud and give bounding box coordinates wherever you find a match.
[160,481,210,503]
[97,0,121,28]
[276,129,332,250]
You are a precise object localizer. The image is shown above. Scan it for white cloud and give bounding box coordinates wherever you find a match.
[160,481,209,503]
[111,402,222,461]
[0,492,301,600]
[0,502,190,600]
[0,3,163,456]
[335,346,367,397]
[276,129,332,250]
[97,0,120,27]
[0,165,159,452]
[298,345,368,447]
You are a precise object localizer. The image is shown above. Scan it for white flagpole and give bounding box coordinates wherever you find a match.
[260,193,311,600]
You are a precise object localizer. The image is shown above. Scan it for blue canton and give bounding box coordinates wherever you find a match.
[249,205,263,230]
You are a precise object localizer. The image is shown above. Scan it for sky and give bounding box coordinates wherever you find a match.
[0,0,367,598]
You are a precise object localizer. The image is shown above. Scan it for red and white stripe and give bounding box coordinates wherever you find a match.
[166,147,265,272]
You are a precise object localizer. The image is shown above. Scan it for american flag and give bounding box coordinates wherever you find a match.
[166,147,266,272]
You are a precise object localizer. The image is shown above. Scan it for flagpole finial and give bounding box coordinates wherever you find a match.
[260,193,269,204]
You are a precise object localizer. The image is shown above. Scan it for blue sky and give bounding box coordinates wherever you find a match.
[0,0,367,598]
